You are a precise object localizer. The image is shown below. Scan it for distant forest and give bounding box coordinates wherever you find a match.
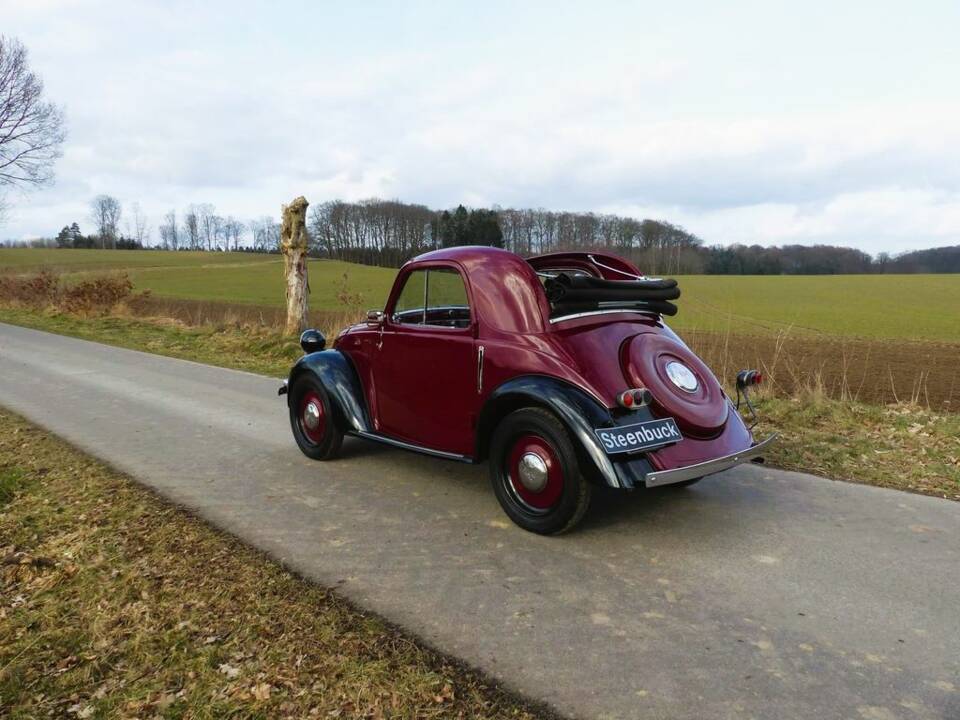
[8,197,959,274]
[307,199,959,275]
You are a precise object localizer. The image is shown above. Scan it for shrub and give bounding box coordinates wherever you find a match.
[0,271,144,315]
[60,275,135,315]
[0,271,59,306]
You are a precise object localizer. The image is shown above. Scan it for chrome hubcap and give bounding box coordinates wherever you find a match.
[666,361,699,393]
[517,452,549,492]
[303,401,321,430]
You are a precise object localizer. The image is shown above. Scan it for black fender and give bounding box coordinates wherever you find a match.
[475,375,634,488]
[286,350,372,433]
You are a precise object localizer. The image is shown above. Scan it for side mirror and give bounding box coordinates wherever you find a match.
[367,310,385,326]
[299,328,326,354]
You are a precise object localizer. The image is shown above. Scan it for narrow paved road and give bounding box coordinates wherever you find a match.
[1,322,958,720]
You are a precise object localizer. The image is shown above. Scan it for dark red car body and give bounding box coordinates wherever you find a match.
[283,246,774,533]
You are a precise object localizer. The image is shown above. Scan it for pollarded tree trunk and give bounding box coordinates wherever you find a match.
[280,196,310,336]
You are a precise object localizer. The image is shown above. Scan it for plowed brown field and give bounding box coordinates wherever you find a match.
[682,329,959,410]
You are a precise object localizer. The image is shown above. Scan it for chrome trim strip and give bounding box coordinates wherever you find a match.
[644,433,778,488]
[477,345,485,393]
[587,254,645,280]
[422,269,430,324]
[550,309,659,324]
[352,430,473,462]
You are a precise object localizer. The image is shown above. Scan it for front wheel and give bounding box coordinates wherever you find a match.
[289,375,343,460]
[488,407,591,535]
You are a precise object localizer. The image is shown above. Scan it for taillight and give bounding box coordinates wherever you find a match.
[618,388,652,409]
[736,369,762,389]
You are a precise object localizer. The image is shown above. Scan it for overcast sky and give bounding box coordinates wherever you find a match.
[3,0,959,254]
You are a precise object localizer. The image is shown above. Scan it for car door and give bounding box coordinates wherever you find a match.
[372,265,477,456]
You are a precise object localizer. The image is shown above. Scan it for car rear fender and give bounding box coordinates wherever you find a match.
[476,375,627,488]
[286,350,372,433]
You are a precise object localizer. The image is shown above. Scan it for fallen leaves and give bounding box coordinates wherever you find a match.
[218,663,241,679]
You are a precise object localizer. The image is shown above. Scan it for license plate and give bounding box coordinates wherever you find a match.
[594,418,682,455]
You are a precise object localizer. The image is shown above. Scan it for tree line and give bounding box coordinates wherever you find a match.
[307,199,503,267]
[8,194,958,275]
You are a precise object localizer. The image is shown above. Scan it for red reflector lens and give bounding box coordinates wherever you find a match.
[755,373,763,384]
[620,391,634,407]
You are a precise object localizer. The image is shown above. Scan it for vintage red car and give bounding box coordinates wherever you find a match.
[281,246,775,534]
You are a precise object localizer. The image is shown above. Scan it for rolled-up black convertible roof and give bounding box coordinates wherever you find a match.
[544,273,681,317]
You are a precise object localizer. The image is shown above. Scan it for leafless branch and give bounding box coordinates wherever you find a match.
[0,36,66,188]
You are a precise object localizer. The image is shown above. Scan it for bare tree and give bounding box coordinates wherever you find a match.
[222,216,244,250]
[159,209,178,250]
[210,213,224,250]
[250,216,279,250]
[0,36,66,189]
[195,203,217,250]
[182,205,200,249]
[89,194,122,249]
[126,201,149,246]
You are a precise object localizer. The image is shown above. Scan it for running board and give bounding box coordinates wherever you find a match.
[351,431,473,463]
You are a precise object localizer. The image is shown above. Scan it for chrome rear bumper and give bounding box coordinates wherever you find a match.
[644,433,778,488]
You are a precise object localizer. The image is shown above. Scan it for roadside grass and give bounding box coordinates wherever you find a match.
[0,306,305,377]
[0,409,546,719]
[759,394,959,500]
[0,304,957,502]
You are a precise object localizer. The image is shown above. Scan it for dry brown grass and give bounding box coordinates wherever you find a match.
[758,394,960,500]
[126,295,363,339]
[0,409,548,719]
[684,327,959,411]
[0,271,147,318]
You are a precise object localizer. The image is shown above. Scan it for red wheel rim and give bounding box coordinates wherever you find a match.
[299,390,326,444]
[506,434,563,512]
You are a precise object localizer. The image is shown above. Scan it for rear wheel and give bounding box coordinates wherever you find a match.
[489,407,591,535]
[289,375,343,460]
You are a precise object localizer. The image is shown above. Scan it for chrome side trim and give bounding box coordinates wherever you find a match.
[644,434,778,488]
[422,269,430,324]
[550,309,659,324]
[352,430,473,463]
[477,345,485,393]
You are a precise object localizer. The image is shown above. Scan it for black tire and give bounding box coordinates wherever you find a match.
[289,375,343,460]
[488,407,592,535]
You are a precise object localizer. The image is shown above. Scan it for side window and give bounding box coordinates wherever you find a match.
[393,270,427,324]
[426,268,469,315]
[391,267,471,328]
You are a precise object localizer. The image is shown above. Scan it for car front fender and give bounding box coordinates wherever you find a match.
[476,375,631,488]
[285,350,372,433]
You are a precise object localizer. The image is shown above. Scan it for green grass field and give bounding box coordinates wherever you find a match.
[2,248,958,342]
[0,247,274,273]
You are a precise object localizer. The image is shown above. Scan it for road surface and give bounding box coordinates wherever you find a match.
[1,322,957,720]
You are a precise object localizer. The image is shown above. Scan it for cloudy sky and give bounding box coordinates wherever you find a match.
[3,0,959,253]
